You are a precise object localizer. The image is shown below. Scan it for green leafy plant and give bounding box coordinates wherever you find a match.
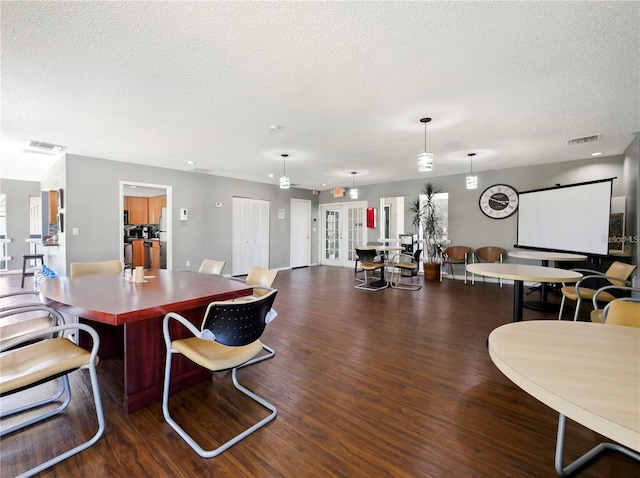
[408,182,446,264]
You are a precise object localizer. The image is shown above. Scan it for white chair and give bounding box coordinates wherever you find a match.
[198,259,226,275]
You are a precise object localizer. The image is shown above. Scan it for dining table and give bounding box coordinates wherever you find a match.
[40,269,253,412]
[466,263,583,322]
[507,250,587,312]
[488,320,639,476]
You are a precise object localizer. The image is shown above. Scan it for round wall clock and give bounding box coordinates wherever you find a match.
[479,184,519,219]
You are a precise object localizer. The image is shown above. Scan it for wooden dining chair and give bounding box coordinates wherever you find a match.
[472,247,506,287]
[162,289,278,458]
[441,246,472,283]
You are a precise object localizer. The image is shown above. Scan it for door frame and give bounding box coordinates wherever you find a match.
[119,181,173,270]
[290,198,311,268]
[319,201,367,268]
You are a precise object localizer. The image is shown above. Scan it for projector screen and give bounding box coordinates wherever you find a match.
[516,179,613,256]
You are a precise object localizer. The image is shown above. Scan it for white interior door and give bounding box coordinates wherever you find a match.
[290,199,311,268]
[320,201,366,268]
[232,197,270,276]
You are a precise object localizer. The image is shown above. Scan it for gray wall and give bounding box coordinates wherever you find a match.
[60,154,318,275]
[319,154,637,282]
[0,178,40,271]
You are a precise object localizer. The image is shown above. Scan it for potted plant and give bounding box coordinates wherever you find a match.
[408,182,446,280]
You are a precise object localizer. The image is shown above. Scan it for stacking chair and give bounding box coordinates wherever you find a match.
[602,299,640,327]
[354,243,384,279]
[198,259,226,275]
[441,246,472,283]
[558,261,636,321]
[69,259,122,277]
[162,289,278,458]
[472,247,506,287]
[244,266,278,298]
[0,305,104,476]
[354,248,387,291]
[589,285,640,323]
[388,250,422,290]
[1,291,63,348]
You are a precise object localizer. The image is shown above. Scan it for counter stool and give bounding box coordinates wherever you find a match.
[21,254,44,288]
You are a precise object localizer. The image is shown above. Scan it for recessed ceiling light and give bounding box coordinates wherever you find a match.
[268,173,274,178]
[591,152,603,156]
[185,160,196,165]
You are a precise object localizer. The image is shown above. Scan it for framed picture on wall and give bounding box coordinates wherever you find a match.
[57,189,64,210]
[58,213,64,233]
[609,212,623,251]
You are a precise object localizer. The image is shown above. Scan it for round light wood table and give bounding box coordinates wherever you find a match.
[489,320,639,476]
[466,263,582,322]
[508,251,588,312]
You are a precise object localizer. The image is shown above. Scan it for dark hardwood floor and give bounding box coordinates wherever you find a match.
[1,268,637,477]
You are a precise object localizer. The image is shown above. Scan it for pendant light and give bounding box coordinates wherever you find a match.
[350,171,358,199]
[418,117,433,172]
[279,153,290,189]
[466,153,478,190]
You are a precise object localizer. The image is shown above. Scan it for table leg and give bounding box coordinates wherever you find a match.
[513,280,524,322]
[523,259,561,313]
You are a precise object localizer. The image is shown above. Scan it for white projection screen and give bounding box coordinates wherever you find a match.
[516,179,613,256]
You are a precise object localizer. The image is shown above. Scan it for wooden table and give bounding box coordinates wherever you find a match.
[508,251,587,312]
[488,321,640,476]
[40,269,252,412]
[466,263,582,322]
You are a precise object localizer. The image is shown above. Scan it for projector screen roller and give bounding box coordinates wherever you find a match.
[516,179,613,256]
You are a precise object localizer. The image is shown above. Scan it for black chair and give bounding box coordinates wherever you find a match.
[354,248,386,291]
[162,289,278,458]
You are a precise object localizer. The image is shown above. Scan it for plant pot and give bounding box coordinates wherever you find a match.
[423,262,440,281]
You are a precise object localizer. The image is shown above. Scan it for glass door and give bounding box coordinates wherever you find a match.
[320,202,367,268]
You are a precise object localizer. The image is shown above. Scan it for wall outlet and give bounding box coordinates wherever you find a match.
[186,260,190,267]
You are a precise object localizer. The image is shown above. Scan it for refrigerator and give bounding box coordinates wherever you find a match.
[159,207,167,269]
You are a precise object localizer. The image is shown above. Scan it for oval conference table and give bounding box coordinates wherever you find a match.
[466,263,582,322]
[489,321,639,476]
[40,269,252,412]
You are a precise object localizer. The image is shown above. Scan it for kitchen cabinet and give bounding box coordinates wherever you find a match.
[130,239,152,268]
[151,240,161,269]
[148,195,166,225]
[48,190,58,224]
[126,196,148,225]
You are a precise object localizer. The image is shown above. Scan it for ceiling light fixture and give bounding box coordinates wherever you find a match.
[418,117,433,172]
[350,171,358,199]
[466,153,478,190]
[279,154,290,189]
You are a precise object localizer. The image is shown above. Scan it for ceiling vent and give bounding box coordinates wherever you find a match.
[25,140,64,154]
[567,134,600,145]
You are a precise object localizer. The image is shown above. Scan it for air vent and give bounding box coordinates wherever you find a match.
[26,140,64,154]
[567,134,600,145]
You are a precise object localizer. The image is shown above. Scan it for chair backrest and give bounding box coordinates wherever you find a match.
[69,259,122,277]
[245,266,278,297]
[444,246,471,260]
[355,248,379,263]
[198,259,226,275]
[474,246,505,262]
[201,289,278,346]
[604,299,640,327]
[605,262,637,287]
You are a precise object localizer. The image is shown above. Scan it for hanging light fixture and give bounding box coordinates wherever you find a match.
[350,171,358,199]
[418,117,433,172]
[466,153,478,189]
[279,153,290,189]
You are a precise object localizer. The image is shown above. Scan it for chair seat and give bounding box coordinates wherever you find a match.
[360,262,384,271]
[0,337,93,394]
[560,286,615,302]
[172,337,263,371]
[0,316,55,346]
[395,261,417,270]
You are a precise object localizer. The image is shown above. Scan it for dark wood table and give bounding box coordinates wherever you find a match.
[40,269,252,412]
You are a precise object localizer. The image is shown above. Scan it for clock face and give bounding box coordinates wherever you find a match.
[479,184,519,219]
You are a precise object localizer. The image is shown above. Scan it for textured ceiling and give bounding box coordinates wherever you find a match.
[1,1,639,189]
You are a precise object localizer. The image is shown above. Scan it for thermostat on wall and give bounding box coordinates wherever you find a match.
[180,208,188,221]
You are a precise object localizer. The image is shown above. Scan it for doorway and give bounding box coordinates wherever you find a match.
[119,181,172,270]
[319,201,367,269]
[290,198,311,268]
